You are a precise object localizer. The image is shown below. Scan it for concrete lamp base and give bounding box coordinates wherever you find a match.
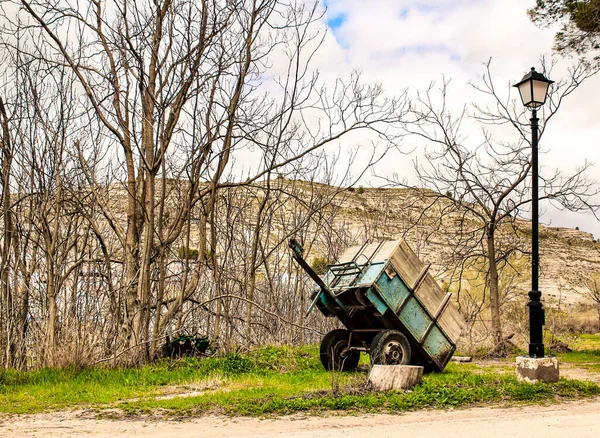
[368,365,424,391]
[516,356,559,384]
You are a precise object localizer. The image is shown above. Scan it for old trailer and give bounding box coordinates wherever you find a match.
[289,238,465,372]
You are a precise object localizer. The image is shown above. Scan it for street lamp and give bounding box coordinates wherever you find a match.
[514,67,554,358]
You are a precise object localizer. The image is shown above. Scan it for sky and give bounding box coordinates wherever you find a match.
[309,0,600,238]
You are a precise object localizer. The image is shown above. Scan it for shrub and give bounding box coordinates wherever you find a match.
[221,353,253,375]
[311,256,328,275]
[178,247,199,260]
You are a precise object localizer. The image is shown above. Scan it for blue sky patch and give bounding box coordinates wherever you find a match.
[326,13,346,30]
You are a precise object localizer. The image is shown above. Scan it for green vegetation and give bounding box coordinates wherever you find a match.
[177,247,199,260]
[117,364,599,418]
[1,344,599,417]
[311,256,329,276]
[529,0,600,62]
[555,334,600,366]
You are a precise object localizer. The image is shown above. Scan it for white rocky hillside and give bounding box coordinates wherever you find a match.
[311,185,600,309]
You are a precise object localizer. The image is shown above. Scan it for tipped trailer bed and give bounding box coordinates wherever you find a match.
[289,238,465,372]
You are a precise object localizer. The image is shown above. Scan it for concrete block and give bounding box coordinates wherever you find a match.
[516,356,559,384]
[368,365,424,391]
[451,356,472,363]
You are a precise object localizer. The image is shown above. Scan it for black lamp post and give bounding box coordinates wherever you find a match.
[513,67,554,358]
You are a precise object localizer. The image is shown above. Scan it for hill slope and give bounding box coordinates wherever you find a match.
[316,185,600,309]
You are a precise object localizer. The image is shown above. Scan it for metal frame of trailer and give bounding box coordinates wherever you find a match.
[289,238,465,372]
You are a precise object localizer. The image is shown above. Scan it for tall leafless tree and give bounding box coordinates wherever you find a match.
[403,59,599,352]
[0,0,408,366]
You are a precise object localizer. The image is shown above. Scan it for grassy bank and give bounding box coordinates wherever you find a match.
[1,344,599,417]
[555,333,600,372]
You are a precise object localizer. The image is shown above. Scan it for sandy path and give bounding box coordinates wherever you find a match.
[2,397,600,438]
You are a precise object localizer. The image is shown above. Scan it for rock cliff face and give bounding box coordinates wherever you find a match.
[536,226,600,306]
[320,186,600,309]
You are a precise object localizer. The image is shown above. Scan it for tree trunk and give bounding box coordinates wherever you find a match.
[0,97,13,368]
[124,167,140,348]
[246,192,269,342]
[150,169,168,359]
[45,263,58,364]
[486,231,503,352]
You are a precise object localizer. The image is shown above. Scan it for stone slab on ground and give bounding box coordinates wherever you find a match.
[368,365,424,391]
[516,356,560,384]
[451,356,472,363]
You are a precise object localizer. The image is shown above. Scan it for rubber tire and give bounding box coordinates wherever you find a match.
[319,329,360,371]
[370,329,411,365]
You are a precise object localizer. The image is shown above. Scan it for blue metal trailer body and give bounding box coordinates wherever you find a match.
[296,239,464,372]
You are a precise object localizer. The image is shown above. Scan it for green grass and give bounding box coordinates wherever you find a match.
[551,333,600,374]
[1,344,599,417]
[555,333,600,364]
[560,333,600,350]
[0,349,282,414]
[114,363,600,418]
[557,349,600,363]
[0,346,323,414]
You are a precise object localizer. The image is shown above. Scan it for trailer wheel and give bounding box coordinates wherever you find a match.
[320,329,360,371]
[370,330,411,365]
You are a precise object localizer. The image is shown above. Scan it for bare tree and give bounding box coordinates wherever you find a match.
[402,59,599,352]
[583,274,600,330]
[0,0,407,365]
[0,96,15,367]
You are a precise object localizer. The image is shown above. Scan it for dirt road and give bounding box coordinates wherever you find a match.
[2,398,600,438]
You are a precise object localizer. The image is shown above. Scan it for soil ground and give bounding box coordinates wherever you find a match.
[1,397,600,438]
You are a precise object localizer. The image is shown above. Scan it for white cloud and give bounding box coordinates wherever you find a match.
[309,0,600,237]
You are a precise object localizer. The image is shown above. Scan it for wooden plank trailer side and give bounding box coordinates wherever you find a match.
[289,238,466,372]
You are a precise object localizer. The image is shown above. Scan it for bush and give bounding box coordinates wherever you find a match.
[221,353,253,375]
[311,257,328,276]
[178,247,199,260]
[248,345,320,372]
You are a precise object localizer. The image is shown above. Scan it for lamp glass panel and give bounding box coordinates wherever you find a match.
[532,80,550,105]
[518,80,533,106]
